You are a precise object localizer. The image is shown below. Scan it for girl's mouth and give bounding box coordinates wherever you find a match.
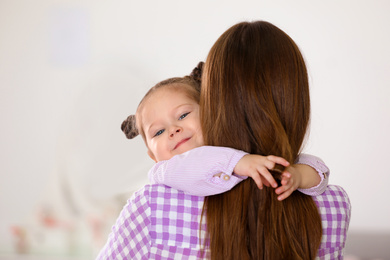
[174,137,191,150]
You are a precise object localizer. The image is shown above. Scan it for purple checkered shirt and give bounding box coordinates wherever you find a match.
[96,184,350,259]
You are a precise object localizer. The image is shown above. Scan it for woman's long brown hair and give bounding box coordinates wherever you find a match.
[200,21,322,259]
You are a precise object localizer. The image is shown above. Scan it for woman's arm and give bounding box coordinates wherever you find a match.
[96,187,151,259]
[314,185,351,258]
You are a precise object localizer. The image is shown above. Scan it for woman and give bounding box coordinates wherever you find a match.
[97,20,350,259]
[200,20,350,259]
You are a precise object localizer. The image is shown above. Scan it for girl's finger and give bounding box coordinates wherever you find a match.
[267,155,290,167]
[275,185,286,195]
[263,160,276,170]
[278,188,293,201]
[252,173,263,190]
[280,175,289,186]
[258,167,278,188]
[282,171,291,178]
[262,178,271,187]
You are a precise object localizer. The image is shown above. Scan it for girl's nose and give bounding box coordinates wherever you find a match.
[169,127,182,138]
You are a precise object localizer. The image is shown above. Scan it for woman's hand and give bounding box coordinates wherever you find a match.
[234,155,290,190]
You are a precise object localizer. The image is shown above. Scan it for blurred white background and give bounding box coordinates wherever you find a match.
[1,0,389,259]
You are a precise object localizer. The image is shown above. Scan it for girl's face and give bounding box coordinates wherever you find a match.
[140,86,203,162]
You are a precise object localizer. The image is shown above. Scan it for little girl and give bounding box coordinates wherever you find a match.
[121,62,328,200]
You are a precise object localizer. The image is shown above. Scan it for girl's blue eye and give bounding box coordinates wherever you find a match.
[154,129,165,137]
[179,112,190,120]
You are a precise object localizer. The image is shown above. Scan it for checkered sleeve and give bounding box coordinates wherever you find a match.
[297,154,330,196]
[147,185,209,259]
[314,185,352,259]
[96,186,152,260]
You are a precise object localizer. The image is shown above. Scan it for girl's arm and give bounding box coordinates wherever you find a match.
[273,154,329,200]
[295,154,330,196]
[149,147,329,198]
[295,154,329,195]
[235,153,329,200]
[148,146,249,196]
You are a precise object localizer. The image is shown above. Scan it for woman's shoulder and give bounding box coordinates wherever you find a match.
[132,183,174,196]
[132,183,196,196]
[130,184,205,205]
[312,184,352,226]
[128,184,205,230]
[313,185,351,209]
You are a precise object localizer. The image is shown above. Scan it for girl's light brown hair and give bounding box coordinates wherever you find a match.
[200,21,322,259]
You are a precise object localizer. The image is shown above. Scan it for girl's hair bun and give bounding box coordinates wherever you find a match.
[121,114,139,139]
[189,61,204,83]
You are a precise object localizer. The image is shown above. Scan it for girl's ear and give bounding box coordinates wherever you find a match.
[147,150,157,162]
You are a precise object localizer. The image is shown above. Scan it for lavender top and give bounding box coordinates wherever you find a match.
[148,146,329,197]
[96,184,351,259]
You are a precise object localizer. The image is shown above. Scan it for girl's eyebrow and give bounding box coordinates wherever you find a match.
[171,103,196,117]
[173,103,193,110]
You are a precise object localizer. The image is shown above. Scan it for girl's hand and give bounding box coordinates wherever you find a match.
[275,163,321,201]
[234,155,290,190]
[275,165,303,201]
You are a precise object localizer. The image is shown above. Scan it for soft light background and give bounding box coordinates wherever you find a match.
[1,0,389,259]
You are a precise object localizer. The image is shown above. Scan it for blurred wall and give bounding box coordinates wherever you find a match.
[1,0,389,257]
